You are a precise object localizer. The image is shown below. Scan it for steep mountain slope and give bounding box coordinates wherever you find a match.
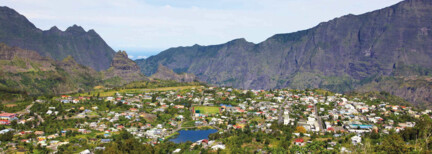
[0,43,147,95]
[0,6,115,71]
[0,43,101,95]
[103,51,147,86]
[137,0,432,106]
[358,76,432,108]
[150,64,197,82]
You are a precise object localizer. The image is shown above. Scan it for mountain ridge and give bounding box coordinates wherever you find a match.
[136,0,432,107]
[0,6,115,71]
[0,43,146,95]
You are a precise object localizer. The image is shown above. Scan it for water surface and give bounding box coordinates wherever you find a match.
[169,129,217,143]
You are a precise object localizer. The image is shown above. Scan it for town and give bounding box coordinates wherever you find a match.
[0,85,431,153]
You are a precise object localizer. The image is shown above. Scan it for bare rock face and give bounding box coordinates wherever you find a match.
[103,51,146,85]
[0,7,115,71]
[151,64,197,82]
[137,0,432,107]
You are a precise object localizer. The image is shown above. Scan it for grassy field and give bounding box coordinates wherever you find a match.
[194,106,220,115]
[182,121,195,127]
[76,86,199,97]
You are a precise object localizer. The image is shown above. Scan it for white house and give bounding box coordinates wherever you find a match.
[351,136,362,145]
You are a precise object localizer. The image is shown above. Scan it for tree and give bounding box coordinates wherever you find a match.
[379,134,407,153]
[152,94,158,103]
[0,131,13,142]
[10,120,17,129]
[296,126,307,133]
[245,91,255,99]
[417,115,432,152]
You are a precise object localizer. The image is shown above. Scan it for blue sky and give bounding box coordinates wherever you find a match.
[3,0,403,59]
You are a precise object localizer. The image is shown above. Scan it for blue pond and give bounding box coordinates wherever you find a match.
[169,129,217,143]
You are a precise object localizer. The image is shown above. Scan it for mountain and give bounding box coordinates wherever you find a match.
[103,51,147,86]
[150,64,197,82]
[0,43,147,96]
[357,76,432,108]
[0,6,115,71]
[137,0,432,107]
[0,43,101,95]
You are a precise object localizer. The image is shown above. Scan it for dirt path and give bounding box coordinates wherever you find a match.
[15,102,34,115]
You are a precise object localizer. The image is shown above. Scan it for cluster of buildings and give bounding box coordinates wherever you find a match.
[0,85,430,153]
[0,112,17,125]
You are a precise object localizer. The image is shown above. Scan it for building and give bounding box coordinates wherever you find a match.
[295,138,305,146]
[0,113,17,125]
[351,136,362,145]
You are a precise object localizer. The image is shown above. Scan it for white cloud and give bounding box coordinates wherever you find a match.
[128,55,134,59]
[137,56,148,59]
[2,0,403,55]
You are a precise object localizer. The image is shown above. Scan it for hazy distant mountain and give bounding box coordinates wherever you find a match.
[0,6,115,71]
[137,0,432,107]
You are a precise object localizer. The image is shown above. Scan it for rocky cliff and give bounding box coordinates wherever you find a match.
[137,0,432,107]
[103,51,147,86]
[0,6,115,71]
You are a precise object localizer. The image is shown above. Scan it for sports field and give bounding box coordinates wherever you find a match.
[194,106,220,114]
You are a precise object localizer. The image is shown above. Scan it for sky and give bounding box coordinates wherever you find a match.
[2,0,403,59]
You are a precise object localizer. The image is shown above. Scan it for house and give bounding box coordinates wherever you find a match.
[351,135,362,145]
[399,122,415,128]
[80,149,91,154]
[78,129,91,134]
[101,139,111,143]
[212,144,226,150]
[46,110,53,115]
[283,115,291,125]
[89,122,98,128]
[177,115,184,120]
[347,124,373,133]
[174,105,185,109]
[295,138,305,146]
[106,97,114,101]
[0,113,17,125]
[47,134,58,139]
[173,149,182,153]
[37,136,46,141]
[35,131,45,136]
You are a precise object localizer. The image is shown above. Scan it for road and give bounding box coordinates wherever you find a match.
[35,113,44,123]
[314,105,324,132]
[278,97,289,125]
[16,102,34,115]
[200,90,204,105]
[14,102,44,126]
